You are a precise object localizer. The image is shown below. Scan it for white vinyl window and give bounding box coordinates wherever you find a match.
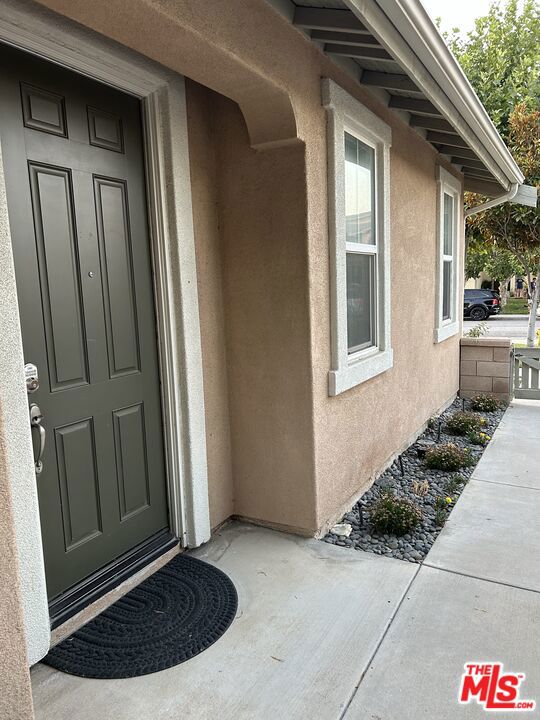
[435,167,461,342]
[323,79,392,396]
[345,132,377,354]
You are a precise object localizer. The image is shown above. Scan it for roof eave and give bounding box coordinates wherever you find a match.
[343,0,525,191]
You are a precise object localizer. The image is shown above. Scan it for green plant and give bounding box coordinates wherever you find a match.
[369,492,422,536]
[465,322,489,338]
[467,430,491,446]
[446,411,486,436]
[445,474,464,494]
[433,496,453,525]
[434,509,447,526]
[425,443,473,471]
[470,394,502,412]
[435,495,453,508]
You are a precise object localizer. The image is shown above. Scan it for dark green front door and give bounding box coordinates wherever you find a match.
[0,43,170,602]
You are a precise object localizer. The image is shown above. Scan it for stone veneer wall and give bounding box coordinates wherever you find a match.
[460,337,513,401]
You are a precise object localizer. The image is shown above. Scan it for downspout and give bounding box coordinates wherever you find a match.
[462,183,519,301]
[464,183,519,217]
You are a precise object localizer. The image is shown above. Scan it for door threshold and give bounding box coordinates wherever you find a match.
[49,529,178,630]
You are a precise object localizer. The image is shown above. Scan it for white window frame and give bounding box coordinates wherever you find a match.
[435,166,461,343]
[323,79,392,396]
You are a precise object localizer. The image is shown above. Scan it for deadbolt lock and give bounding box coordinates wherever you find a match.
[24,363,39,393]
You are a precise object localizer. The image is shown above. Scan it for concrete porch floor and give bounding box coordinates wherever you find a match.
[32,400,540,719]
[32,524,418,719]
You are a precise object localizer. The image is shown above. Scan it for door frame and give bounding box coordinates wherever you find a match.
[0,1,210,663]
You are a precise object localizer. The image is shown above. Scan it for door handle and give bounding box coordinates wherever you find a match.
[30,404,46,475]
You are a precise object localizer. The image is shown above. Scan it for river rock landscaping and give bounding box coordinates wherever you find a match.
[322,396,506,563]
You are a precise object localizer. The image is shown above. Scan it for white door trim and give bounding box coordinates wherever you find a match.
[0,0,210,664]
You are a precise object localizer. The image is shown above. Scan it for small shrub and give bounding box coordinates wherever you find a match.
[412,479,430,497]
[370,492,422,536]
[465,322,488,338]
[434,496,452,511]
[446,411,486,436]
[433,496,453,525]
[470,394,501,413]
[445,474,464,494]
[434,508,447,526]
[467,430,491,446]
[425,443,473,471]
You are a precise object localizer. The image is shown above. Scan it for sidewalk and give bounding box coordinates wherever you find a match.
[492,314,531,320]
[31,401,540,719]
[343,399,540,719]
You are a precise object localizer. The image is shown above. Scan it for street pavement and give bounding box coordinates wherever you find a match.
[464,314,540,342]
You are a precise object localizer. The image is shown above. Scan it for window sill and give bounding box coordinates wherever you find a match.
[328,348,393,396]
[434,321,460,344]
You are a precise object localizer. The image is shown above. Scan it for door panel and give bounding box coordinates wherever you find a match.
[55,418,102,551]
[0,42,170,602]
[94,176,141,378]
[88,106,124,153]
[28,163,90,391]
[21,83,68,137]
[113,403,150,521]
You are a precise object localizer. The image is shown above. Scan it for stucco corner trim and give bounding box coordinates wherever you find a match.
[434,320,460,344]
[437,165,461,195]
[329,348,393,395]
[322,78,392,147]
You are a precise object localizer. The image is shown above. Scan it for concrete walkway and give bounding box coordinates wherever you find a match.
[31,401,540,719]
[344,399,540,719]
[32,525,418,719]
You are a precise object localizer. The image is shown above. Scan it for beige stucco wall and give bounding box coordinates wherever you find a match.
[213,94,317,532]
[25,0,463,539]
[183,61,462,532]
[0,424,34,720]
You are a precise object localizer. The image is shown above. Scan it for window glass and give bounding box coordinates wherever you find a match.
[346,252,375,353]
[442,260,452,321]
[443,193,453,256]
[345,132,375,245]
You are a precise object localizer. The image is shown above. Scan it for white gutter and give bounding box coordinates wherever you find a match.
[344,0,524,192]
[465,183,537,216]
[464,184,519,217]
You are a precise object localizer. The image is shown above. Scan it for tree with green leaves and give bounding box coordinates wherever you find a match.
[466,240,525,307]
[467,104,540,343]
[444,0,540,137]
[445,1,540,345]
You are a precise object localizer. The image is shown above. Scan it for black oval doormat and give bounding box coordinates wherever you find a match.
[43,554,238,679]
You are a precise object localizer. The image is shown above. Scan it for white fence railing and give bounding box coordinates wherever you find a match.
[514,348,540,399]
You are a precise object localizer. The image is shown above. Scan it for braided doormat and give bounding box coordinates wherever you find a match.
[43,554,238,679]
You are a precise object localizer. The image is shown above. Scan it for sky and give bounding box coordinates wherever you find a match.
[421,0,494,36]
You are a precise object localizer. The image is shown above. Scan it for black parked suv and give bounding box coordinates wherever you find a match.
[464,289,501,320]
